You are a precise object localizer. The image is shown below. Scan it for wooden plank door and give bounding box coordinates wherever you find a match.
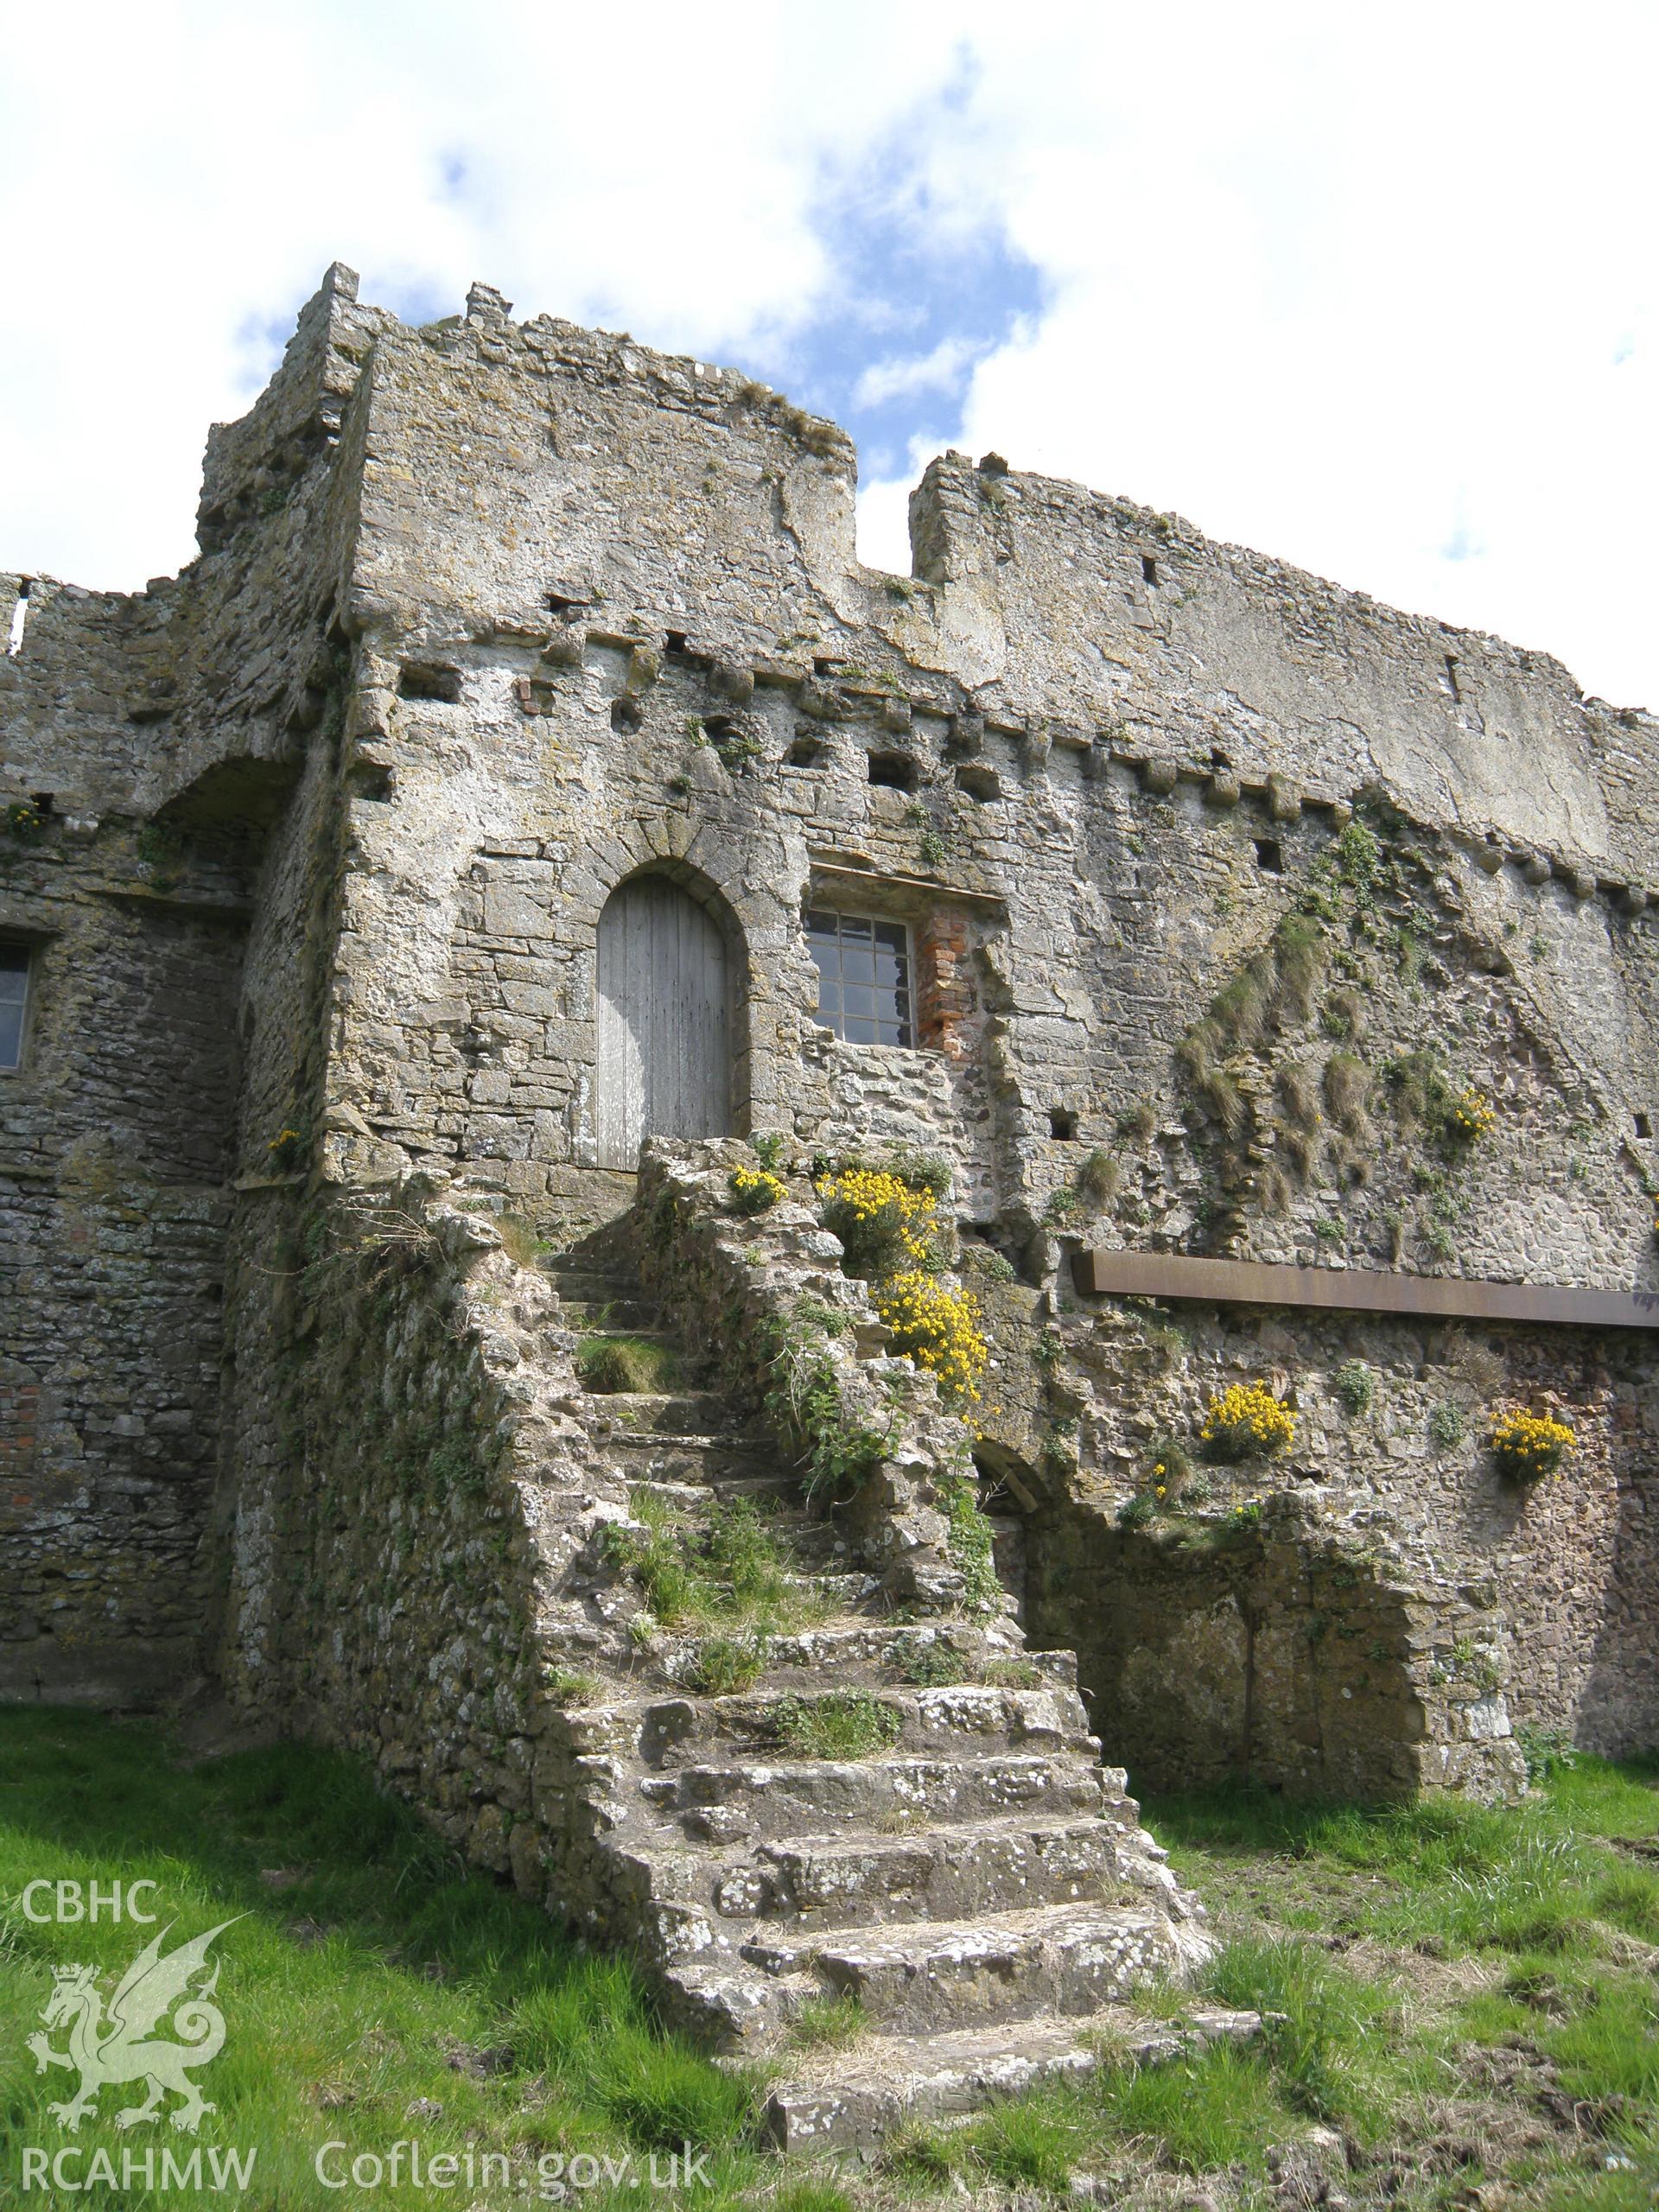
[595,875,731,1168]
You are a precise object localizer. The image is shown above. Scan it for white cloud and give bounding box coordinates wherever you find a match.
[858,3,1659,708]
[3,0,1656,708]
[854,335,982,410]
[0,0,966,594]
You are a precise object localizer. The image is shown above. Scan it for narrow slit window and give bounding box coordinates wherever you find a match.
[1141,554,1159,588]
[804,908,913,1047]
[0,944,30,1071]
[1636,1111,1653,1141]
[1443,653,1461,702]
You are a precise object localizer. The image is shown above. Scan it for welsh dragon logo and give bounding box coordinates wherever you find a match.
[27,1918,242,2134]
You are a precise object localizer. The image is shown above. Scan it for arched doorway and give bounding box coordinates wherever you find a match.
[595,872,732,1169]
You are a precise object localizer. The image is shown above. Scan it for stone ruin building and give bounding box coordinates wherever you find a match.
[3,264,1656,2144]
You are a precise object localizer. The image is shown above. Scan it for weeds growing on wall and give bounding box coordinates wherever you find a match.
[870,1272,988,1409]
[728,1165,787,1214]
[1331,1359,1376,1417]
[754,1309,889,1505]
[934,1465,1001,1613]
[814,1165,938,1275]
[1168,794,1533,1262]
[812,1154,989,1417]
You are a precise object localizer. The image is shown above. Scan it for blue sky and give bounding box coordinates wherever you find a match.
[3,2,1656,708]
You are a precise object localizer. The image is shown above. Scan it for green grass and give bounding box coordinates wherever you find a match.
[6,1708,1656,2211]
[786,1994,867,2051]
[873,1747,1659,2202]
[0,1708,762,2210]
[1134,1760,1659,2206]
[887,2042,1304,2192]
[683,1633,771,1697]
[577,1333,683,1394]
[601,1493,817,1635]
[1148,1764,1659,1961]
[770,1693,902,1760]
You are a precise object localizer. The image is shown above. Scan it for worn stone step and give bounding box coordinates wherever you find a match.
[758,2005,1263,2155]
[747,1899,1189,2035]
[726,1622,1079,1690]
[646,1811,1135,1930]
[610,1682,1096,1770]
[582,1390,732,1432]
[548,1269,644,1303]
[567,1306,666,1332]
[601,1435,790,1482]
[658,1751,1108,1838]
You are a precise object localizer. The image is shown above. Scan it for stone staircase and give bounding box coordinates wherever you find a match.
[543,1227,1239,2155]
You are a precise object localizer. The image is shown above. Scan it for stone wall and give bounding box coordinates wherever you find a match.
[969,1267,1654,1783]
[0,809,247,1702]
[0,262,380,1707]
[1024,1493,1517,1803]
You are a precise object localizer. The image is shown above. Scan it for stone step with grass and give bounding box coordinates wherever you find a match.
[566,1681,1097,1772]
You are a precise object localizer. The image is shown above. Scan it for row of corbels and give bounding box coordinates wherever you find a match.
[517,620,1654,917]
[1130,750,1651,916]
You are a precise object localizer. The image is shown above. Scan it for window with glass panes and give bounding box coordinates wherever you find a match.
[804,910,913,1046]
[0,944,28,1071]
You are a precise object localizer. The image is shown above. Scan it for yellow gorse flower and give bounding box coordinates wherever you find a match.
[1450,1087,1497,1141]
[814,1167,937,1264]
[871,1270,989,1410]
[1199,1382,1296,1459]
[729,1165,788,1211]
[1491,1407,1575,1479]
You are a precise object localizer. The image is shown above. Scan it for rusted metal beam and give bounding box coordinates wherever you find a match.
[1071,1248,1659,1331]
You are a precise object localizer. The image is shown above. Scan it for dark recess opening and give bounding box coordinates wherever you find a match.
[664,632,689,656]
[610,696,643,733]
[350,764,394,803]
[397,662,462,703]
[1141,554,1159,587]
[1637,1112,1653,1141]
[785,735,824,768]
[1444,653,1462,701]
[868,752,918,792]
[1049,1109,1078,1141]
[545,590,584,613]
[955,763,1001,802]
[1254,836,1283,873]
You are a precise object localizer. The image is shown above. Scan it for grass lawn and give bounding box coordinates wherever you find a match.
[0,1709,765,2210]
[1,1707,1656,2209]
